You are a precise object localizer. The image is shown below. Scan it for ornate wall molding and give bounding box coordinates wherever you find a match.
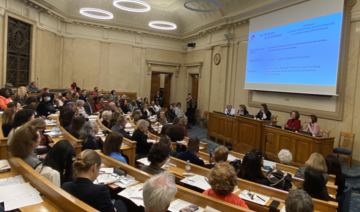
[146,60,181,77]
[185,62,203,78]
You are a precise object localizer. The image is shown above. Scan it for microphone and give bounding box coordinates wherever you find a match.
[265,136,272,144]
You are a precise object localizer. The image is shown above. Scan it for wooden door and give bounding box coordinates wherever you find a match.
[150,73,161,104]
[191,75,199,102]
[163,74,172,108]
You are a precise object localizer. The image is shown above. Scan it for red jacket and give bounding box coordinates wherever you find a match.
[203,189,249,209]
[285,119,301,131]
[91,103,101,113]
[0,96,11,110]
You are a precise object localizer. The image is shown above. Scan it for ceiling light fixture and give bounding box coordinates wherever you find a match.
[149,21,177,30]
[80,8,114,19]
[184,0,221,12]
[113,0,151,12]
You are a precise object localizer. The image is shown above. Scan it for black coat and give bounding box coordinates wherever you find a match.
[167,109,177,122]
[255,110,272,120]
[132,129,152,156]
[81,136,100,151]
[36,101,56,117]
[177,150,205,167]
[62,178,115,212]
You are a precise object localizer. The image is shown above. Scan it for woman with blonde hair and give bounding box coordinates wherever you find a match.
[179,116,188,137]
[1,108,15,137]
[101,110,112,128]
[9,124,42,168]
[132,119,152,158]
[294,152,329,182]
[203,162,249,209]
[23,118,49,155]
[157,110,168,125]
[62,150,128,212]
[14,86,28,106]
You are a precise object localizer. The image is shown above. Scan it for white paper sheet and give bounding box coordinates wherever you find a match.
[125,123,132,128]
[168,199,204,212]
[94,173,120,185]
[137,158,150,166]
[227,154,239,161]
[263,160,276,168]
[5,193,43,211]
[280,205,286,212]
[100,168,114,174]
[114,177,139,188]
[43,132,57,136]
[205,206,222,212]
[239,190,270,206]
[89,115,98,119]
[0,175,24,187]
[125,128,134,132]
[180,175,211,191]
[176,140,186,144]
[47,114,58,118]
[118,184,144,207]
[147,139,156,143]
[45,119,56,126]
[0,160,11,170]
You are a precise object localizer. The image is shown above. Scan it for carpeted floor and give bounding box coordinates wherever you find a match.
[188,125,360,211]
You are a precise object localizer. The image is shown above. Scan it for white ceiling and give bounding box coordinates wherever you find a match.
[32,0,302,37]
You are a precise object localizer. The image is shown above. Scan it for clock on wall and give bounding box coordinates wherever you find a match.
[214,53,221,65]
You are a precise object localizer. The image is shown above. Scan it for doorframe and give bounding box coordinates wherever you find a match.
[185,62,203,104]
[150,71,173,107]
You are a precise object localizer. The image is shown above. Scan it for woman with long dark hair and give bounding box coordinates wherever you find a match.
[7,109,35,145]
[255,103,272,120]
[69,116,86,139]
[303,167,335,201]
[325,155,345,200]
[237,152,270,186]
[35,140,75,187]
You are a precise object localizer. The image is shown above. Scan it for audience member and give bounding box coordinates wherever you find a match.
[159,135,177,157]
[7,101,22,113]
[278,149,292,165]
[9,124,41,168]
[4,83,14,96]
[75,100,88,117]
[136,97,142,108]
[101,111,112,128]
[0,88,11,110]
[37,92,56,116]
[129,100,138,112]
[59,108,75,132]
[285,189,314,212]
[165,124,185,152]
[109,102,120,113]
[237,152,270,186]
[7,109,35,145]
[177,137,204,167]
[132,119,152,158]
[143,172,177,212]
[133,114,141,125]
[294,152,329,182]
[285,110,301,131]
[141,142,171,175]
[167,104,177,123]
[35,140,75,187]
[111,115,132,140]
[79,122,100,151]
[154,101,161,112]
[203,162,249,209]
[179,116,188,137]
[25,96,38,106]
[92,87,98,96]
[28,82,39,93]
[325,154,345,199]
[103,132,127,164]
[174,102,185,117]
[119,99,128,114]
[205,146,229,169]
[108,111,121,129]
[302,167,334,201]
[62,150,128,212]
[2,108,15,137]
[26,118,48,155]
[91,97,103,113]
[109,90,116,100]
[158,110,168,125]
[69,116,86,139]
[79,90,87,102]
[172,117,180,125]
[14,86,28,105]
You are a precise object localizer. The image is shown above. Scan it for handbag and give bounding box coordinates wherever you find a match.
[229,159,242,174]
[266,168,293,190]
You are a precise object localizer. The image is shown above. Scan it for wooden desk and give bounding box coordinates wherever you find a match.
[6,157,98,212]
[98,152,254,212]
[262,126,335,167]
[0,119,8,159]
[95,114,137,166]
[207,112,275,153]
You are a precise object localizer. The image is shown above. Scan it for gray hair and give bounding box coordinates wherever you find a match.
[278,149,292,165]
[109,102,115,107]
[79,122,95,139]
[285,189,314,212]
[143,172,177,212]
[137,119,149,130]
[76,100,84,106]
[102,111,112,120]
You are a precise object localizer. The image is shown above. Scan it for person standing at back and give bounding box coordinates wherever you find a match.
[186,93,196,126]
[176,137,204,167]
[154,91,162,106]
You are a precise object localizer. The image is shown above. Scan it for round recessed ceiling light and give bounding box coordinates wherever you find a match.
[149,21,177,30]
[184,0,221,12]
[80,8,114,19]
[113,0,151,12]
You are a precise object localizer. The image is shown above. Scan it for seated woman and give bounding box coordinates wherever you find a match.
[120,99,129,114]
[9,124,41,168]
[294,152,329,182]
[132,120,152,158]
[35,140,75,187]
[159,135,178,157]
[255,103,272,120]
[2,108,15,137]
[302,167,335,201]
[203,162,249,209]
[154,101,161,113]
[79,122,101,151]
[75,100,88,117]
[237,152,270,186]
[37,92,56,117]
[325,154,345,200]
[108,112,121,129]
[167,104,177,123]
[165,125,186,153]
[128,100,138,112]
[25,96,38,106]
[139,106,149,119]
[304,115,321,136]
[7,109,35,145]
[109,90,116,100]
[28,118,49,156]
[179,116,188,137]
[133,114,141,125]
[69,116,86,139]
[103,132,127,164]
[285,110,301,131]
[141,142,171,175]
[173,117,180,125]
[278,149,292,165]
[238,104,249,116]
[157,110,168,125]
[14,86,28,106]
[62,150,128,212]
[101,111,112,128]
[59,107,75,132]
[174,102,185,117]
[0,88,11,110]
[91,97,102,113]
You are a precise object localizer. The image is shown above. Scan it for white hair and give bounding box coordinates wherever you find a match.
[278,149,292,165]
[143,172,177,212]
[137,119,149,130]
[109,102,115,107]
[76,99,84,106]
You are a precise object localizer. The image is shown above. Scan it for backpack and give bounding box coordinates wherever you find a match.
[266,168,293,191]
[229,159,242,174]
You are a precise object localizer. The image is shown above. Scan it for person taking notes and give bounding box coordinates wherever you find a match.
[225,104,236,116]
[285,110,301,131]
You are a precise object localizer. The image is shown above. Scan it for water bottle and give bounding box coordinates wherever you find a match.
[270,122,273,126]
[209,151,214,164]
[185,160,191,172]
[323,132,326,137]
[165,158,170,169]
[55,124,60,138]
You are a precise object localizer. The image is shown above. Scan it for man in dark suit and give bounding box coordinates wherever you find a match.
[204,145,229,169]
[154,90,162,105]
[177,137,204,167]
[111,115,132,140]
